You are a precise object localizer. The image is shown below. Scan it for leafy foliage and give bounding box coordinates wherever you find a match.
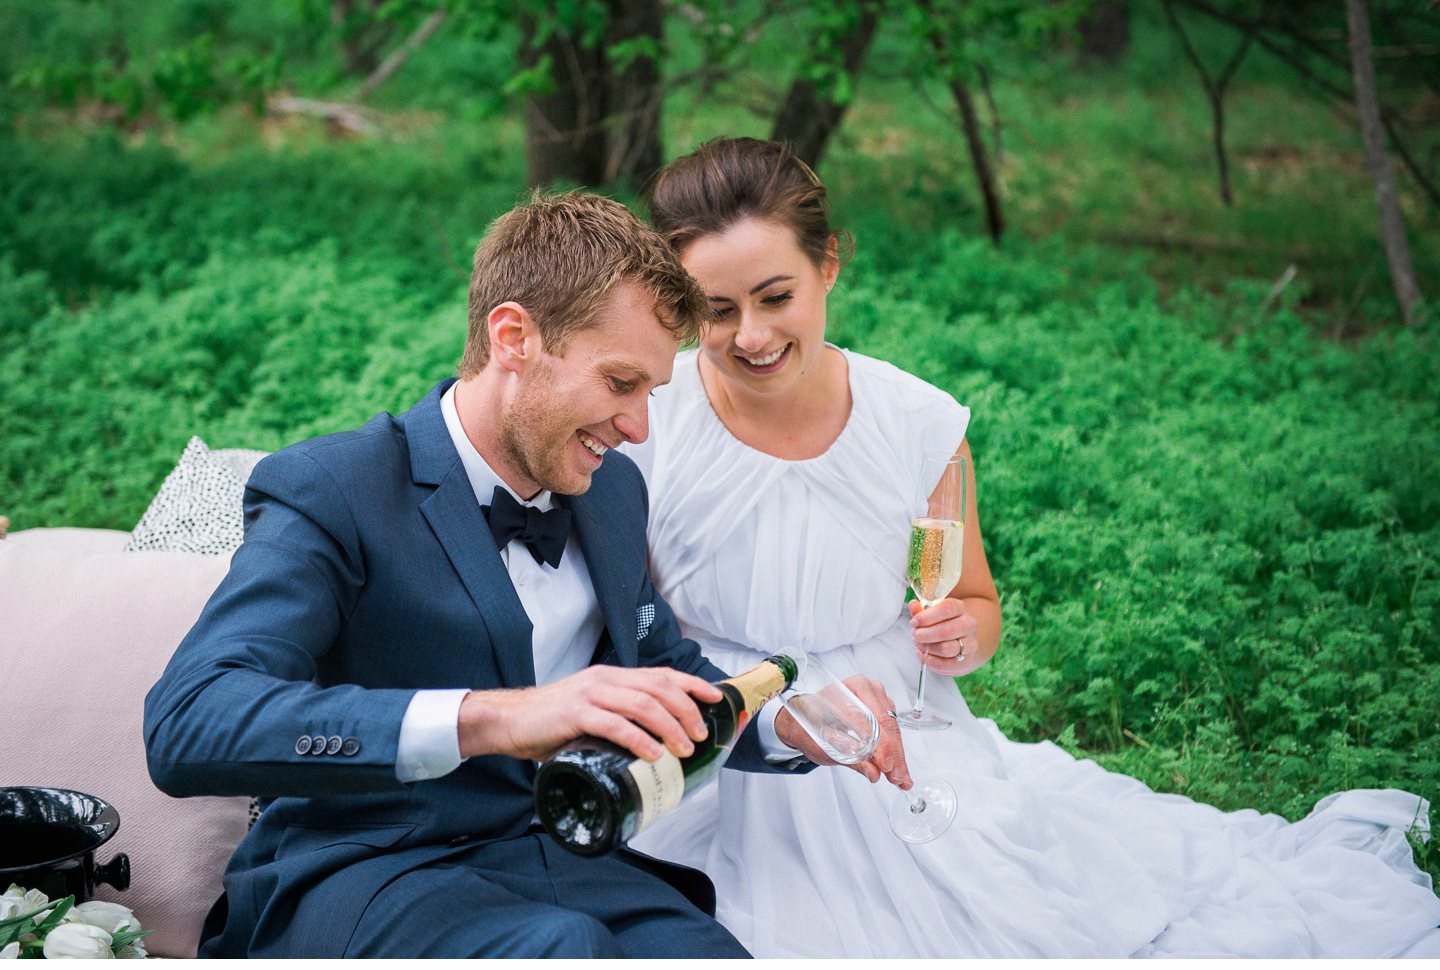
[830,235,1439,854]
[1,1,1436,893]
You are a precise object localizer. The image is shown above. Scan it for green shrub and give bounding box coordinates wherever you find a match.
[1,109,1434,890]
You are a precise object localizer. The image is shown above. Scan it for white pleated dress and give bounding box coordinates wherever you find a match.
[621,347,1440,959]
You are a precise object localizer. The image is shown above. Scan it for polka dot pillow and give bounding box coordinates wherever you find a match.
[125,437,268,555]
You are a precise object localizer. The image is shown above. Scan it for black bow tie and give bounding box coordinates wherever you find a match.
[483,486,572,568]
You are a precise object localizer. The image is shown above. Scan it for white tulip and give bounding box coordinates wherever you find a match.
[68,901,138,936]
[0,941,18,959]
[0,885,50,922]
[42,922,114,959]
[115,940,148,960]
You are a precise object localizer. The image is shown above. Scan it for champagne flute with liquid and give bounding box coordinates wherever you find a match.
[898,455,967,731]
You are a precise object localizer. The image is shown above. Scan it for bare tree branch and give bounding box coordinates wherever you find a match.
[269,95,377,135]
[1162,0,1252,205]
[353,8,447,103]
[1171,0,1440,209]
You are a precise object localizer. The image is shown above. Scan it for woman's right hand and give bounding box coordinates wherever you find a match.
[775,675,912,790]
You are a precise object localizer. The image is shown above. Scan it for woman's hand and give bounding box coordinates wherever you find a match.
[775,675,912,790]
[908,598,979,677]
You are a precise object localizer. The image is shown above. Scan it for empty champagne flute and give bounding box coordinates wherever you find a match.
[898,455,967,731]
[781,656,880,764]
[781,655,956,844]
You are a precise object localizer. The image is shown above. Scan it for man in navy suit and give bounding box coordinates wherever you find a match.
[144,193,908,958]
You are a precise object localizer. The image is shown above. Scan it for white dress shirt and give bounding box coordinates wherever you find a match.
[394,382,794,783]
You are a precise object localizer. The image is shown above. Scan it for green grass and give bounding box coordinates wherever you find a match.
[2,4,1437,889]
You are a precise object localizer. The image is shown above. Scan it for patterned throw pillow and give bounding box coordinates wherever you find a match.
[125,437,266,555]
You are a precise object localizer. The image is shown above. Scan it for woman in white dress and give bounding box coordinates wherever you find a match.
[620,137,1440,958]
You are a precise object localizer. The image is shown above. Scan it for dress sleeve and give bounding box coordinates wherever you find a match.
[851,352,971,515]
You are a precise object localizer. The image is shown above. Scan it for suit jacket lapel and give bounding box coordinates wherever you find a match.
[404,380,536,689]
[562,489,638,668]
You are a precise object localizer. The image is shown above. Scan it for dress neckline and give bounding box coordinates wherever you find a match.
[690,343,857,465]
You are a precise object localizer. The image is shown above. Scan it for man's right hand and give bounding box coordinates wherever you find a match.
[457,666,725,763]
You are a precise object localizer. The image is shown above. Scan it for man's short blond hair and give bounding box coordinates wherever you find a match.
[459,192,708,376]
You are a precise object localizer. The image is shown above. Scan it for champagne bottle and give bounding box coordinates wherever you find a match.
[534,654,799,856]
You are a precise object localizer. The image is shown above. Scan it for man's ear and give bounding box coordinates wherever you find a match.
[488,302,537,374]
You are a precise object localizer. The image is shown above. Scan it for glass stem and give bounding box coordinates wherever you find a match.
[911,596,935,716]
[912,661,930,716]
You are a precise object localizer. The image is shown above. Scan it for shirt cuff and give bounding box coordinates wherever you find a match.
[396,688,468,783]
[756,700,808,764]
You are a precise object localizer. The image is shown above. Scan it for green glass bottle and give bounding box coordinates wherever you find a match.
[534,654,799,856]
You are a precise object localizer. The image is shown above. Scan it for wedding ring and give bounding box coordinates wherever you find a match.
[884,709,899,720]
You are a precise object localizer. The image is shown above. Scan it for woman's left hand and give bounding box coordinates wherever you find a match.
[908,598,978,677]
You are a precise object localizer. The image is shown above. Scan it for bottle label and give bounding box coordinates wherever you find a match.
[626,751,685,834]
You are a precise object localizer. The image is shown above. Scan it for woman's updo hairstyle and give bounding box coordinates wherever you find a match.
[646,137,848,268]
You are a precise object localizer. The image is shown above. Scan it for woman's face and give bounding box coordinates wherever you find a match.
[680,216,838,397]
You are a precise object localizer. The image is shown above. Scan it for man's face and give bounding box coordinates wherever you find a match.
[500,280,678,496]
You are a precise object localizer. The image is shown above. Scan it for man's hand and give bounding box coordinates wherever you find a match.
[774,675,912,790]
[457,666,723,762]
[909,598,979,677]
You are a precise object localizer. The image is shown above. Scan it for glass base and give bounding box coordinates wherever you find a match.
[895,708,952,731]
[888,778,957,844]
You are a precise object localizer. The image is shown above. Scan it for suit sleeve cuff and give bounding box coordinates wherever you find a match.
[396,688,468,783]
[756,700,809,765]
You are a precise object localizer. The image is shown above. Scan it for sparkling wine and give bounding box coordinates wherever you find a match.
[907,516,964,606]
[534,655,799,856]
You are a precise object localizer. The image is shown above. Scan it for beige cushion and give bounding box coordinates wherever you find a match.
[0,528,249,958]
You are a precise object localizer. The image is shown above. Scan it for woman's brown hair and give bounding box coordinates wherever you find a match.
[645,137,845,267]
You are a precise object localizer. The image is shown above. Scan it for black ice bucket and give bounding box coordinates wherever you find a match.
[0,787,130,902]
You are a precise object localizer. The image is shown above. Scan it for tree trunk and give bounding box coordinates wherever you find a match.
[522,17,610,188]
[522,1,669,190]
[1162,0,1250,206]
[1208,92,1233,205]
[1344,0,1423,325]
[1076,0,1130,62]
[332,0,392,77]
[769,1,880,168]
[948,77,1006,244]
[603,0,664,188]
[918,0,1005,244]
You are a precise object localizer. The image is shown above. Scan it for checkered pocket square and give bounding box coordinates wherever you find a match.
[635,603,655,641]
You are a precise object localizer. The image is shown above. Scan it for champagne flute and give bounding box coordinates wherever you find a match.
[781,656,880,763]
[898,455,967,731]
[886,753,958,845]
[781,655,955,843]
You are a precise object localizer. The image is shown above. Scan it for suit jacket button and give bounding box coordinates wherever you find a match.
[295,736,313,756]
[325,735,343,755]
[310,735,328,756]
[341,737,360,757]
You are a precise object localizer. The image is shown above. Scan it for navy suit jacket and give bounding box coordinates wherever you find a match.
[143,379,788,957]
